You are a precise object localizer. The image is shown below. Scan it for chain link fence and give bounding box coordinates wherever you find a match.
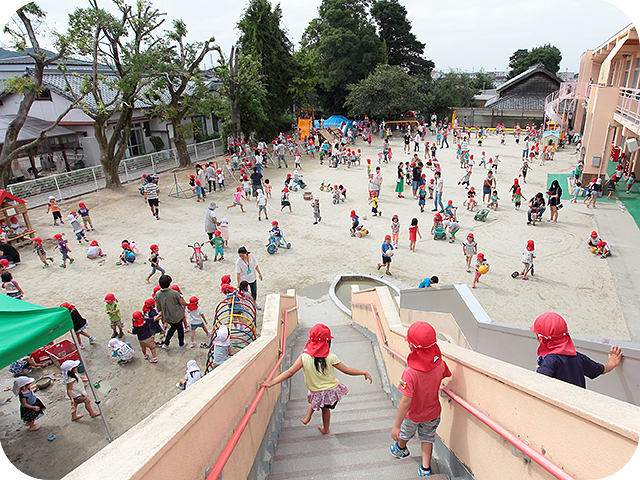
[8,138,222,208]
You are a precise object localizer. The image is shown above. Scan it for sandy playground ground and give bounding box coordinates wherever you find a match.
[0,129,634,478]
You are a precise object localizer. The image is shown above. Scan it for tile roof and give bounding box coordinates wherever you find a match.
[0,115,77,144]
[484,93,548,111]
[497,63,561,93]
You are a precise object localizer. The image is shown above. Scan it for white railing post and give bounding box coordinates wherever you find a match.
[8,186,13,195]
[92,167,99,191]
[194,144,199,162]
[150,154,155,173]
[212,139,216,157]
[124,160,129,183]
[54,175,62,200]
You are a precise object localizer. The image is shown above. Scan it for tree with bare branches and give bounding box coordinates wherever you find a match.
[67,0,165,189]
[0,3,87,188]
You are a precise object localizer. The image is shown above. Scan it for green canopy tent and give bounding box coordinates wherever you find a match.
[0,295,112,440]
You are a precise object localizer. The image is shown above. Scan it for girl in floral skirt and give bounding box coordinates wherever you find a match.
[261,323,372,434]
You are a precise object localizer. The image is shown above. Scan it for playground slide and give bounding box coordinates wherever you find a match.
[317,129,334,143]
[298,119,312,138]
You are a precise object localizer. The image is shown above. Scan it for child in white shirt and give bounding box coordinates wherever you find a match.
[187,296,209,347]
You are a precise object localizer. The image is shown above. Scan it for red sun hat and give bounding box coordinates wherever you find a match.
[591,231,598,238]
[132,311,145,327]
[530,312,577,358]
[214,230,221,236]
[0,259,8,268]
[597,240,606,248]
[32,237,42,244]
[104,293,116,302]
[152,285,161,297]
[170,285,181,293]
[90,240,98,246]
[187,296,199,311]
[236,186,242,191]
[467,232,474,238]
[384,235,391,240]
[189,174,195,178]
[143,298,156,312]
[470,186,475,191]
[150,244,159,251]
[527,240,535,251]
[78,202,86,208]
[405,321,442,372]
[515,187,521,194]
[302,324,334,358]
[53,234,63,240]
[60,302,75,311]
[271,220,278,226]
[350,210,356,216]
[477,253,484,260]
[447,200,453,205]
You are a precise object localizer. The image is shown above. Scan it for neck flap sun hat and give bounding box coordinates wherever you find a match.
[303,324,333,358]
[186,359,201,373]
[12,376,34,396]
[406,322,442,372]
[530,312,577,358]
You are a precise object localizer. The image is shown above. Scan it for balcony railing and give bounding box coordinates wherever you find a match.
[617,87,640,127]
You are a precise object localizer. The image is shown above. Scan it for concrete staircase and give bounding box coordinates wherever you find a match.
[266,322,449,480]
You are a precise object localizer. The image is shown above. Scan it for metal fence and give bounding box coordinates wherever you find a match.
[8,138,222,208]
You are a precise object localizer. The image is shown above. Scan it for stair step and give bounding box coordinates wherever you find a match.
[274,427,391,456]
[284,397,392,416]
[267,455,449,480]
[278,413,397,439]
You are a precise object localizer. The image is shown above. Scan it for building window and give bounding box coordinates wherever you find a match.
[35,89,52,101]
[632,58,640,89]
[143,121,151,137]
[622,59,631,87]
[127,123,146,157]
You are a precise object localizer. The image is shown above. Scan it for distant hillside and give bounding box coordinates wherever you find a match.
[0,47,58,59]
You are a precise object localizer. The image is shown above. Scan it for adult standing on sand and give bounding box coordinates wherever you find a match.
[236,246,263,310]
[483,170,496,203]
[156,275,188,348]
[204,201,219,245]
[371,167,383,197]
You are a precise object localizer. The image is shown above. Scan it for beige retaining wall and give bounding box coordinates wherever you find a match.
[63,291,298,480]
[350,286,640,480]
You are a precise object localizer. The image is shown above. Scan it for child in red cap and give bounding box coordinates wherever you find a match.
[531,312,622,388]
[462,233,477,272]
[187,296,209,348]
[104,293,124,338]
[471,253,489,288]
[53,233,74,268]
[377,235,395,275]
[32,237,54,267]
[227,186,246,213]
[128,311,158,362]
[520,240,535,280]
[146,244,165,283]
[409,218,422,252]
[390,322,451,477]
[77,202,94,231]
[261,323,372,435]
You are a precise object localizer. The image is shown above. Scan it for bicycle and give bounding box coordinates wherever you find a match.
[188,242,208,269]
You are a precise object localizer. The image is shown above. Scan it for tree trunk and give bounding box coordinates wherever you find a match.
[231,97,241,137]
[173,129,191,167]
[94,118,122,189]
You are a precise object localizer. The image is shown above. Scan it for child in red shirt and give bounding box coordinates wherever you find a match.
[391,322,451,477]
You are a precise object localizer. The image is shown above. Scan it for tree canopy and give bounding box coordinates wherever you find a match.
[508,44,562,78]
[428,72,476,118]
[344,64,426,120]
[370,0,433,78]
[237,0,294,138]
[306,0,384,114]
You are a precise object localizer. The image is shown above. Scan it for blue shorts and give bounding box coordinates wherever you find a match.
[190,324,205,331]
[412,180,419,191]
[215,246,224,257]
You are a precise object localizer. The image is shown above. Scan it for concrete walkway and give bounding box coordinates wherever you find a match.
[593,199,640,342]
[266,294,449,479]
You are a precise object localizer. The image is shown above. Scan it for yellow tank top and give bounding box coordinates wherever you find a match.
[301,353,340,392]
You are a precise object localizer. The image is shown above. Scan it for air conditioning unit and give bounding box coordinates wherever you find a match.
[627,138,639,153]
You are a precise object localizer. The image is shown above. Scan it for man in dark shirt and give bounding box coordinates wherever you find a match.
[527,193,546,224]
[411,163,422,198]
[155,275,188,348]
[0,242,20,263]
[250,167,263,198]
[531,312,622,388]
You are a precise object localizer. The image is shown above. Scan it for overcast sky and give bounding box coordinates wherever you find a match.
[1,0,638,73]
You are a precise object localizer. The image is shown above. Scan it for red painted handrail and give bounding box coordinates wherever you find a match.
[350,301,577,480]
[206,306,298,480]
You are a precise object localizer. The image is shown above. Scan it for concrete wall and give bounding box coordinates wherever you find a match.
[400,284,640,406]
[351,287,640,480]
[581,85,620,182]
[62,292,298,480]
[453,107,544,128]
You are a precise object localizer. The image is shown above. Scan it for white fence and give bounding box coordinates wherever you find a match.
[8,138,222,208]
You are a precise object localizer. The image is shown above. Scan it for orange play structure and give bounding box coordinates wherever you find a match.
[296,106,315,138]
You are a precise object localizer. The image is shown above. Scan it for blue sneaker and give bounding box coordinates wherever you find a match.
[390,442,410,458]
[418,464,432,476]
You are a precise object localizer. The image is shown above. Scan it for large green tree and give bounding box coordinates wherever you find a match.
[144,19,219,167]
[237,0,294,139]
[508,44,562,79]
[0,3,87,187]
[68,0,166,188]
[428,72,476,118]
[344,64,427,120]
[471,70,496,91]
[304,0,384,114]
[370,0,433,78]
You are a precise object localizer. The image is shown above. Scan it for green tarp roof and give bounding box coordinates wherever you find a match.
[0,295,72,370]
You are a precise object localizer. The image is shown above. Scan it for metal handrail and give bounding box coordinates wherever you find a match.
[350,301,577,480]
[206,306,298,480]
